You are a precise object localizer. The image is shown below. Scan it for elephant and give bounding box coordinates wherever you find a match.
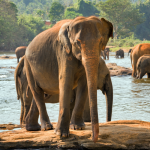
[115,49,124,58]
[24,16,113,142]
[101,48,110,60]
[15,56,113,125]
[15,46,27,63]
[130,43,150,77]
[136,54,150,79]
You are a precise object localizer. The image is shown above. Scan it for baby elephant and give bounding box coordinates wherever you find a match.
[136,54,150,79]
[15,46,27,63]
[15,56,113,127]
[115,49,124,58]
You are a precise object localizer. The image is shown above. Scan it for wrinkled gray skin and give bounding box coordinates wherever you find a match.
[23,16,113,142]
[15,57,113,126]
[136,54,150,79]
[101,48,109,60]
[15,46,27,63]
[116,49,124,58]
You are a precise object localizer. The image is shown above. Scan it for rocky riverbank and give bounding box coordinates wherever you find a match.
[106,63,132,76]
[0,120,150,149]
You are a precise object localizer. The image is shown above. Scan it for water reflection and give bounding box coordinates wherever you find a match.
[0,52,150,126]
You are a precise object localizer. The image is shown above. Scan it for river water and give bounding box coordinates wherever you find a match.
[0,52,150,126]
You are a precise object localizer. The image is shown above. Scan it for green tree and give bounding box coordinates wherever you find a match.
[17,14,46,42]
[65,0,99,18]
[0,0,19,50]
[97,0,144,39]
[49,2,64,22]
[36,9,46,20]
[75,0,100,16]
[134,0,150,40]
[64,10,82,19]
[23,0,34,6]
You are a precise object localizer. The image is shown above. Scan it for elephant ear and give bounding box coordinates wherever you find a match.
[58,22,72,54]
[101,18,113,39]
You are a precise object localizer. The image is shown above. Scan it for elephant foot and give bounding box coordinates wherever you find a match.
[70,123,85,130]
[54,129,69,137]
[41,122,53,131]
[26,123,41,131]
[54,126,69,137]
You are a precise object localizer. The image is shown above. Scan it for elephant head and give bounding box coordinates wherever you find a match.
[97,58,113,122]
[58,16,113,142]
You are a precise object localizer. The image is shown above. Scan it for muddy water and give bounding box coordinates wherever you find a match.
[0,52,150,127]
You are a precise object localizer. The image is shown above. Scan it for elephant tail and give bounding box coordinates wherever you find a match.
[14,56,24,100]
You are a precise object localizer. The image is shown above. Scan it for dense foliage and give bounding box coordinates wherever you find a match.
[0,0,150,51]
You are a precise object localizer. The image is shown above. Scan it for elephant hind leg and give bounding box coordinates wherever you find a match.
[24,58,52,131]
[132,57,138,77]
[70,75,88,130]
[20,97,24,125]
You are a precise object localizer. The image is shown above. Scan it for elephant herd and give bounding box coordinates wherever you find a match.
[129,43,150,79]
[100,48,124,60]
[100,43,150,79]
[13,16,150,143]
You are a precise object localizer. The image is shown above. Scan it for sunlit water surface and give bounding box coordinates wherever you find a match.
[0,52,150,126]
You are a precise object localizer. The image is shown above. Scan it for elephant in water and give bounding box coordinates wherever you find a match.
[115,49,124,58]
[130,43,150,77]
[23,16,113,142]
[15,46,27,63]
[136,54,150,79]
[14,56,113,126]
[101,48,110,60]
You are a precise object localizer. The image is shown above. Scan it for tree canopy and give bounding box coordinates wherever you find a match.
[49,2,64,22]
[1,0,150,51]
[97,0,144,39]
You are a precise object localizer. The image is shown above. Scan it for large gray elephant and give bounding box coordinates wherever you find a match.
[24,16,113,142]
[15,56,113,126]
[15,46,27,63]
[115,49,124,58]
[136,54,150,79]
[101,48,109,60]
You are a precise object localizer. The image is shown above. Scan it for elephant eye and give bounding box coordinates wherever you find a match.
[75,40,81,49]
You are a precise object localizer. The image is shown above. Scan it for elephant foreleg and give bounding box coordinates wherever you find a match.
[55,60,75,137]
[147,73,150,78]
[139,71,145,79]
[17,58,19,63]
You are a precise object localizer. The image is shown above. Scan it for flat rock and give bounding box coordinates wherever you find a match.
[0,55,16,59]
[107,63,132,76]
[0,120,150,149]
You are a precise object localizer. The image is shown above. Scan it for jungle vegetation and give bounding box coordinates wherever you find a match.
[0,0,150,51]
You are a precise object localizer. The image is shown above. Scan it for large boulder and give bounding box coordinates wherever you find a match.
[107,63,132,76]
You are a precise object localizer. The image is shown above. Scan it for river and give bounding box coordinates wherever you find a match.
[0,52,150,126]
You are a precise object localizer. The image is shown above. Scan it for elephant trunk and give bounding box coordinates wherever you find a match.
[82,50,99,143]
[104,74,113,122]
